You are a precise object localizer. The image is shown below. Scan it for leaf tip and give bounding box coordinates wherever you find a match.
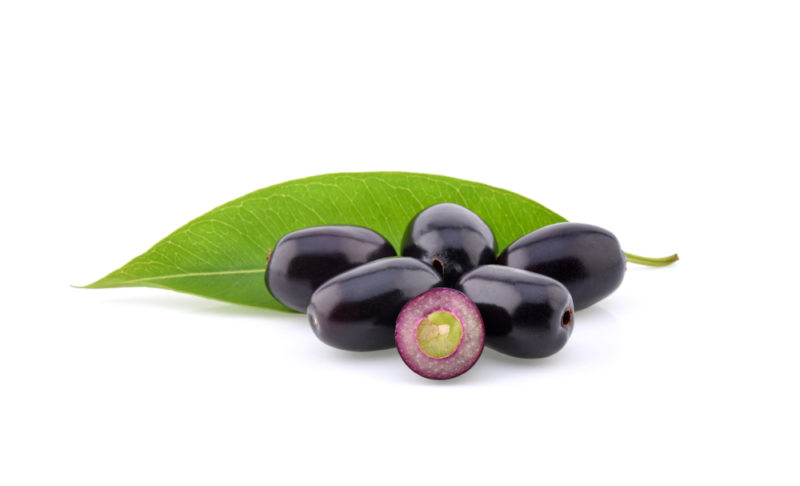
[75,274,122,289]
[74,280,104,290]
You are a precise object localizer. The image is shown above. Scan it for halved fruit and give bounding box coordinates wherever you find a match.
[395,288,485,380]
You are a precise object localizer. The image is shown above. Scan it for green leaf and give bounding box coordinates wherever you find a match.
[85,172,567,310]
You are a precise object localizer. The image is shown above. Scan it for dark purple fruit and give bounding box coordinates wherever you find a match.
[395,288,484,380]
[307,257,442,351]
[497,222,625,310]
[401,203,496,286]
[266,225,396,312]
[457,265,574,359]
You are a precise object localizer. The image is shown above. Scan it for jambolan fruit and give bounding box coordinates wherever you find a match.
[395,288,485,380]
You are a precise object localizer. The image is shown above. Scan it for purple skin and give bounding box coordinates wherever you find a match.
[395,288,485,380]
[497,222,626,310]
[308,257,442,351]
[401,203,497,286]
[457,265,574,359]
[266,225,396,312]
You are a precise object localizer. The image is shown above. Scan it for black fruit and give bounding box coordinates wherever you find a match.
[497,222,626,310]
[266,225,396,312]
[307,257,442,351]
[401,203,496,286]
[395,288,485,380]
[457,265,574,359]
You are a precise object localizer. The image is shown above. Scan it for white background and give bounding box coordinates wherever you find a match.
[1,1,798,485]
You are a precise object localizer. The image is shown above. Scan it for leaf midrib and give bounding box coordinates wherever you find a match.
[92,268,265,286]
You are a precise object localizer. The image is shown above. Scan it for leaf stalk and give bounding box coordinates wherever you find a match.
[624,252,679,267]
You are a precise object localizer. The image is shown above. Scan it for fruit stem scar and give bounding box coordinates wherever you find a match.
[624,252,679,267]
[561,308,574,328]
[431,258,445,278]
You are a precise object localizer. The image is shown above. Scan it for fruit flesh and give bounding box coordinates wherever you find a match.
[498,222,625,310]
[307,257,442,351]
[401,203,496,286]
[395,288,484,380]
[266,225,396,312]
[457,265,574,359]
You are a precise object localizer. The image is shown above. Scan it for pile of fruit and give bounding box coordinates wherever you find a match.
[266,203,633,380]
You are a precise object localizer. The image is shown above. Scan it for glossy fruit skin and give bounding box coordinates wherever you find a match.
[307,257,443,351]
[401,203,496,286]
[456,265,574,359]
[266,225,396,312]
[497,222,626,310]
